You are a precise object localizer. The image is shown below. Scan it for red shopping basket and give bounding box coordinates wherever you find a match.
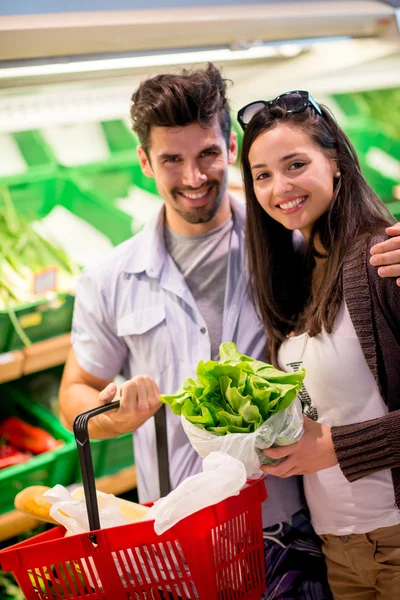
[0,401,267,600]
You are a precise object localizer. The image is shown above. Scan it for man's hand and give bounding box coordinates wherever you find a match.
[370,224,400,286]
[97,376,162,436]
[260,417,338,478]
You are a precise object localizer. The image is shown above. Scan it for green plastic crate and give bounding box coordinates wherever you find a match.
[0,130,57,186]
[2,176,133,246]
[0,176,134,352]
[11,369,135,481]
[385,200,400,220]
[61,120,159,202]
[0,385,77,515]
[0,294,74,354]
[81,432,135,480]
[342,123,400,203]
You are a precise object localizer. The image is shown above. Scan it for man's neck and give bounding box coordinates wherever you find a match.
[165,194,232,236]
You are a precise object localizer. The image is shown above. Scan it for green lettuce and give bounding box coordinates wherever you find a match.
[160,342,305,435]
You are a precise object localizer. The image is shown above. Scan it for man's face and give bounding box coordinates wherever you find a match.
[137,117,237,233]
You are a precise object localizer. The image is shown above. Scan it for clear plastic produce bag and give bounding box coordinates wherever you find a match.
[182,397,304,477]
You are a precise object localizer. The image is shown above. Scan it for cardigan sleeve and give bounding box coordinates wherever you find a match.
[332,234,400,482]
[332,410,400,481]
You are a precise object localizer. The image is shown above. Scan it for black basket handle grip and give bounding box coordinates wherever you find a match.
[73,400,171,534]
[73,400,121,532]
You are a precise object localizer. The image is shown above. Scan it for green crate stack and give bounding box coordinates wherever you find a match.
[332,90,400,214]
[0,385,76,515]
[51,120,160,206]
[0,175,134,353]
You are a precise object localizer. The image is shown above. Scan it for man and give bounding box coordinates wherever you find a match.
[59,64,400,598]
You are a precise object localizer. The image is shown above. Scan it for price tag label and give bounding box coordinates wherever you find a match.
[33,266,58,295]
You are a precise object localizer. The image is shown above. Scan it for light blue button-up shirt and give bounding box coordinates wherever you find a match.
[72,198,303,526]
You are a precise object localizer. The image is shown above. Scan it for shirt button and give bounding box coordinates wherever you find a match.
[200,327,207,334]
[339,535,349,542]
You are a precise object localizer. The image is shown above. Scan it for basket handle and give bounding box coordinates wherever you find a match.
[73,401,120,533]
[73,400,171,535]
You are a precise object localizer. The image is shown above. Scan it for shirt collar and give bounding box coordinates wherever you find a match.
[122,196,246,277]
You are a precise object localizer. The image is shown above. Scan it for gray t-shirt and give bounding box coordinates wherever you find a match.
[164,216,233,360]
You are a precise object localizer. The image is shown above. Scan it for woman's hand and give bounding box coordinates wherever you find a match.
[370,224,400,286]
[261,416,338,477]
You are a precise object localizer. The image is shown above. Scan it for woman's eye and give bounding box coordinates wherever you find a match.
[256,172,270,181]
[289,162,305,170]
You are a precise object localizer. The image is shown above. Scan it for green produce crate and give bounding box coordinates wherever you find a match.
[342,123,400,203]
[0,176,134,352]
[0,294,74,354]
[62,120,159,201]
[0,130,57,186]
[11,369,135,481]
[385,200,400,221]
[0,385,76,515]
[2,175,133,246]
[80,432,135,480]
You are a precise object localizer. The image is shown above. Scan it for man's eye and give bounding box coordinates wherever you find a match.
[164,157,180,163]
[202,150,218,157]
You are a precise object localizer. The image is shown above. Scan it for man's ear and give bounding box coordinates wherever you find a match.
[228,131,238,165]
[137,146,154,178]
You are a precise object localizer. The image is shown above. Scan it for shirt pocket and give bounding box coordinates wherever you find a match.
[117,305,171,378]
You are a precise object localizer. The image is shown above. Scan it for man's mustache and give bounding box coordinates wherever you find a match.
[172,181,219,195]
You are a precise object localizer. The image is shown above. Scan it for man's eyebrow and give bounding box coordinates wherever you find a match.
[251,152,303,170]
[200,144,222,153]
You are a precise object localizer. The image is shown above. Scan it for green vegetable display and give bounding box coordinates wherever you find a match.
[161,342,305,435]
[0,187,80,310]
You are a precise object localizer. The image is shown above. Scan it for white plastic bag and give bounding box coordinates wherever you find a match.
[147,451,247,535]
[182,398,304,477]
[44,484,139,535]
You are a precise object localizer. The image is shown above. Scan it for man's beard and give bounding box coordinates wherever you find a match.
[170,174,228,225]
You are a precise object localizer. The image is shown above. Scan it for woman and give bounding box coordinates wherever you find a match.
[238,91,400,598]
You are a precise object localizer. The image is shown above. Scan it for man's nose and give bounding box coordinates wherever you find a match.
[181,161,207,188]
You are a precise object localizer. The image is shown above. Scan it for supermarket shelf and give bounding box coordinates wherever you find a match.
[0,333,71,384]
[0,465,137,542]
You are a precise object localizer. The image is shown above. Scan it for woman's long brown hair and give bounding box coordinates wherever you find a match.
[241,104,395,365]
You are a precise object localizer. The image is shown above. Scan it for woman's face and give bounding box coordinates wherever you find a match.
[248,122,337,240]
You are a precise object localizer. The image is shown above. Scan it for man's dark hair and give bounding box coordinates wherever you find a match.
[130,63,231,155]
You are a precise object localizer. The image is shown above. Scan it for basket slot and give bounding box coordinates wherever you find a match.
[53,563,76,599]
[44,563,68,600]
[78,557,104,596]
[28,566,45,599]
[112,542,199,600]
[149,542,186,600]
[212,510,264,600]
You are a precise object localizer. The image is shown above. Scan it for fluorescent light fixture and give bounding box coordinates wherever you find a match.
[0,46,283,80]
[0,36,350,80]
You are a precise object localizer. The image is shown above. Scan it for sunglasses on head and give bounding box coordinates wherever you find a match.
[237,90,323,130]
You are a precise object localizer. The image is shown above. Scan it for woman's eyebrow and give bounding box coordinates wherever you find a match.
[251,152,304,170]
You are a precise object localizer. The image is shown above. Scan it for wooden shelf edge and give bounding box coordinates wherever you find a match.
[0,333,71,383]
[0,465,137,543]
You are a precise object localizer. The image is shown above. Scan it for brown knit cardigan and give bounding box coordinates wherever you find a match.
[332,233,400,508]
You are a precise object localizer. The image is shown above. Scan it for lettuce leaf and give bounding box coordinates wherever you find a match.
[160,342,305,435]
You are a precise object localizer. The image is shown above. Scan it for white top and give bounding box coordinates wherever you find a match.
[278,301,400,535]
[72,198,303,526]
